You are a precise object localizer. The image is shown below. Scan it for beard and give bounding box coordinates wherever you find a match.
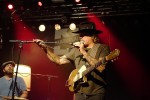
[4,69,14,75]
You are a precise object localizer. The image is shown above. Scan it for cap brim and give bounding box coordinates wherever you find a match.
[1,61,15,69]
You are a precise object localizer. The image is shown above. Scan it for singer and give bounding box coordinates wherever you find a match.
[33,21,110,100]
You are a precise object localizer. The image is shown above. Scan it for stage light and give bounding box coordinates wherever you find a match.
[69,23,76,31]
[7,3,14,10]
[55,24,61,30]
[38,1,42,7]
[75,0,80,3]
[39,24,46,32]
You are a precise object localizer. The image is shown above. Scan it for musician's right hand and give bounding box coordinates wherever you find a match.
[33,39,43,43]
[33,39,45,48]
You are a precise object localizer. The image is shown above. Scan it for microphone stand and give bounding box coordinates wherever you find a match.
[9,40,58,44]
[12,41,23,100]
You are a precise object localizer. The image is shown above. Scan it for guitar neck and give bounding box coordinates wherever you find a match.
[82,61,103,76]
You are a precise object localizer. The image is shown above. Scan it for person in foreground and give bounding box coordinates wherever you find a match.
[0,61,28,100]
[33,21,110,100]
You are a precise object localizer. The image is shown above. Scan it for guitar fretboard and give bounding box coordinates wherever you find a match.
[82,61,102,76]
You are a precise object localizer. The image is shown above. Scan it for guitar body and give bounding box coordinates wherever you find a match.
[66,69,87,92]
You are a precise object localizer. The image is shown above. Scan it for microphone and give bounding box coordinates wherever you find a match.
[70,41,84,47]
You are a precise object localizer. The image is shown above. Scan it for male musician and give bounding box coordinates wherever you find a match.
[33,21,110,100]
[0,61,28,100]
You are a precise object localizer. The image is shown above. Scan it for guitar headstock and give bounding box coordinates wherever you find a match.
[106,49,120,62]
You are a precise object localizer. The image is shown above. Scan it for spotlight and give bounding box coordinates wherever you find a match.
[38,1,42,7]
[69,23,76,31]
[55,24,61,30]
[7,3,14,10]
[75,0,80,3]
[39,24,46,32]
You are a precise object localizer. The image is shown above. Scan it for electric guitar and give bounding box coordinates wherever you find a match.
[66,49,120,92]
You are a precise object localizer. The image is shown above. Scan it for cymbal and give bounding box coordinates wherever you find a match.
[0,95,28,100]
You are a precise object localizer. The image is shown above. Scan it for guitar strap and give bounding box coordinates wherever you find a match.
[85,44,101,66]
[95,44,103,59]
[94,44,108,65]
[89,43,101,59]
